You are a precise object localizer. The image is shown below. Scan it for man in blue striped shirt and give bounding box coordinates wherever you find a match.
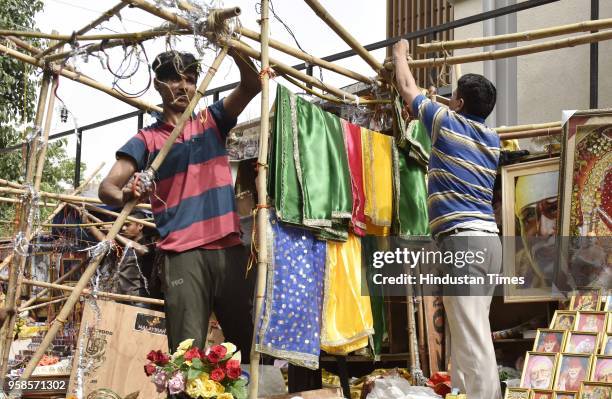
[393,39,502,399]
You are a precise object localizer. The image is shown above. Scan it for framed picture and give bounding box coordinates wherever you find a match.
[576,312,608,333]
[578,381,612,398]
[570,288,603,311]
[601,334,612,355]
[602,292,612,311]
[609,318,612,334]
[590,355,612,383]
[532,390,554,399]
[554,353,593,391]
[565,331,601,354]
[502,158,560,302]
[554,391,576,399]
[535,330,567,353]
[506,388,531,399]
[29,253,52,295]
[522,352,558,389]
[551,311,578,330]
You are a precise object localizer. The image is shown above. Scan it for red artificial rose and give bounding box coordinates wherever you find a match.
[184,347,202,361]
[210,368,226,382]
[225,359,240,370]
[207,350,221,363]
[226,366,241,380]
[146,350,170,365]
[211,345,228,358]
[158,352,170,365]
[147,350,159,363]
[144,363,156,376]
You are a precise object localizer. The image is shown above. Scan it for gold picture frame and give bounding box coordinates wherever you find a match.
[551,311,578,330]
[531,390,554,399]
[601,334,612,355]
[534,329,568,353]
[501,157,560,302]
[521,351,559,390]
[506,387,531,399]
[577,381,612,398]
[565,331,601,354]
[589,355,612,383]
[553,353,593,392]
[576,312,608,334]
[553,391,576,399]
[570,288,603,311]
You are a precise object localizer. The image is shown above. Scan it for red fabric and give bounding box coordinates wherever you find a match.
[342,120,367,236]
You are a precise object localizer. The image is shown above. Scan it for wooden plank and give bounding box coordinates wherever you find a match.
[67,301,168,398]
[423,295,446,374]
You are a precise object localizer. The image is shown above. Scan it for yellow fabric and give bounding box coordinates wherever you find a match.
[501,138,520,151]
[361,128,393,235]
[321,234,374,355]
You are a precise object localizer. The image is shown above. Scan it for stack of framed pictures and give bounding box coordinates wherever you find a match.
[505,290,612,398]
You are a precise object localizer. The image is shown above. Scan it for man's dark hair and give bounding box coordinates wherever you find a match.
[152,51,199,81]
[456,73,496,119]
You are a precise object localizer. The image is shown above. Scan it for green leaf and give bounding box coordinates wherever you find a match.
[187,368,201,381]
[191,358,203,370]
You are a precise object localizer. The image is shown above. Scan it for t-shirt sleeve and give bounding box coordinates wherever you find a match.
[411,94,447,140]
[116,131,148,171]
[208,99,238,139]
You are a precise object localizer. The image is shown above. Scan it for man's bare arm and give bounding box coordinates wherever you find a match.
[222,48,262,120]
[98,157,143,207]
[392,39,421,115]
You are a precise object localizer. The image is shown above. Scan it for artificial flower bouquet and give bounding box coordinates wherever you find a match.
[144,339,247,399]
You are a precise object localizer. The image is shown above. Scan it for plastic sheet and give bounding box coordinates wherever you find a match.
[365,376,442,399]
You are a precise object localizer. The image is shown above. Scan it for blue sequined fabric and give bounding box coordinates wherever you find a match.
[255,211,326,369]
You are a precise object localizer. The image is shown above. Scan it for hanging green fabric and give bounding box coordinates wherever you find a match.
[269,84,303,225]
[362,235,387,360]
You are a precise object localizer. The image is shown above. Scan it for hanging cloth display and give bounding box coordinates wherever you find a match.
[256,211,327,370]
[361,235,387,360]
[321,234,374,355]
[361,128,393,236]
[341,119,367,236]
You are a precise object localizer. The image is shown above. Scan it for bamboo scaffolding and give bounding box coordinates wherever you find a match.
[19,296,69,313]
[41,221,115,228]
[0,197,58,207]
[237,26,375,85]
[0,67,54,380]
[36,2,129,59]
[386,29,612,69]
[498,126,562,140]
[0,275,164,306]
[82,203,156,229]
[19,258,87,309]
[0,44,162,114]
[417,18,612,53]
[495,121,561,133]
[0,187,152,209]
[11,48,228,392]
[0,163,105,272]
[303,0,384,73]
[250,0,270,396]
[4,36,82,77]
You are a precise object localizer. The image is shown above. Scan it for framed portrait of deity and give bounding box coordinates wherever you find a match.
[578,381,612,398]
[502,157,560,302]
[576,312,608,334]
[534,329,568,353]
[565,331,600,354]
[558,110,611,296]
[570,288,603,311]
[601,334,612,355]
[505,387,531,399]
[554,353,593,392]
[531,390,554,399]
[521,352,559,390]
[551,311,578,331]
[590,355,612,383]
[554,391,577,399]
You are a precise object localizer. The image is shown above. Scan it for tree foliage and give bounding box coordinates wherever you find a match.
[1,0,83,236]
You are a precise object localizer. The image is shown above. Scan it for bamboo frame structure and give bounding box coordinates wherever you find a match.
[387,29,612,69]
[0,197,58,207]
[81,203,156,229]
[417,17,612,53]
[0,67,54,379]
[19,296,69,313]
[36,2,128,59]
[10,47,228,393]
[0,275,164,306]
[0,163,105,272]
[250,0,270,396]
[304,0,384,73]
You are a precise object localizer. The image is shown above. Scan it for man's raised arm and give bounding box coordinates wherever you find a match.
[392,39,421,115]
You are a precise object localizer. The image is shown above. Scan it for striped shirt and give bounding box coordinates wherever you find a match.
[117,100,241,252]
[412,94,500,237]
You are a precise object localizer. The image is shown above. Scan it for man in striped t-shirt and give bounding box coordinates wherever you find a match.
[393,39,502,399]
[99,51,260,359]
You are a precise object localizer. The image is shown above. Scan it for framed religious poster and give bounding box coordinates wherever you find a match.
[557,110,611,296]
[521,352,558,390]
[505,388,531,399]
[578,381,612,398]
[554,391,576,399]
[601,334,612,355]
[590,355,612,383]
[565,331,601,354]
[501,158,560,302]
[551,311,578,331]
[532,390,554,399]
[554,353,593,392]
[570,288,603,311]
[576,312,608,334]
[534,329,567,353]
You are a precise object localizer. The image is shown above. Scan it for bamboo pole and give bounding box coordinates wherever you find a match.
[19,258,87,309]
[0,44,162,113]
[0,197,58,207]
[386,29,612,69]
[303,0,384,73]
[19,296,69,313]
[0,275,164,306]
[494,121,561,133]
[0,67,53,381]
[417,18,612,53]
[498,126,562,140]
[33,70,60,189]
[250,0,270,396]
[12,48,228,392]
[0,163,105,272]
[237,26,375,85]
[82,203,156,229]
[36,2,129,59]
[41,221,115,228]
[0,187,152,210]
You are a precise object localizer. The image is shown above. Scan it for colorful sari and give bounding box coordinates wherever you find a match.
[342,120,367,236]
[361,128,393,235]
